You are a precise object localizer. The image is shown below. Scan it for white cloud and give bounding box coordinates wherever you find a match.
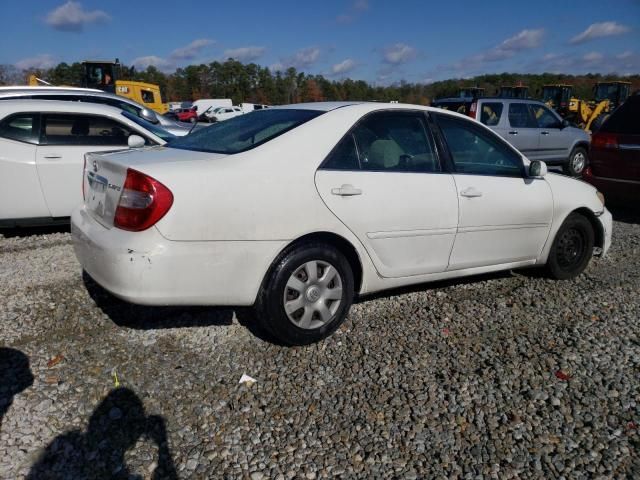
[583,51,604,63]
[570,21,631,44]
[223,46,266,62]
[330,58,357,75]
[16,54,57,70]
[476,29,544,62]
[130,55,172,70]
[273,47,321,71]
[382,43,417,65]
[45,1,110,32]
[616,50,633,60]
[170,39,214,61]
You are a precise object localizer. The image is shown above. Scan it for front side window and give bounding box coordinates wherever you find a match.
[529,104,560,129]
[169,109,323,154]
[479,102,503,126]
[0,113,39,144]
[435,113,522,177]
[508,103,536,128]
[41,114,137,146]
[141,90,155,104]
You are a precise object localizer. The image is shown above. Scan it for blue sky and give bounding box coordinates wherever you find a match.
[2,0,639,83]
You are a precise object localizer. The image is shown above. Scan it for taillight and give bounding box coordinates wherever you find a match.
[114,169,173,232]
[591,132,618,149]
[468,101,477,119]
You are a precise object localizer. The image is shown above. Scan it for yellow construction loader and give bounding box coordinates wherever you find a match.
[28,59,168,114]
[568,81,631,131]
[541,84,573,116]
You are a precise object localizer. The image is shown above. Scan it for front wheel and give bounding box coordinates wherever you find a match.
[563,147,588,177]
[546,213,594,280]
[256,243,354,345]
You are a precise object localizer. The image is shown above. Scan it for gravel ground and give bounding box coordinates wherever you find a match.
[1,210,639,479]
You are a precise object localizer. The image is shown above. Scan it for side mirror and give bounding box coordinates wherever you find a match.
[561,119,570,129]
[529,160,547,178]
[139,108,159,124]
[128,135,146,148]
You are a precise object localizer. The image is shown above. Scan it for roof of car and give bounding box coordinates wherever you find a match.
[0,87,140,104]
[0,86,103,93]
[433,96,546,105]
[0,99,133,117]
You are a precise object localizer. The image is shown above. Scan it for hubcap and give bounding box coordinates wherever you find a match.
[572,152,585,174]
[283,260,343,330]
[556,227,586,268]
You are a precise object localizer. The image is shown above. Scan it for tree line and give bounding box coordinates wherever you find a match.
[1,60,638,105]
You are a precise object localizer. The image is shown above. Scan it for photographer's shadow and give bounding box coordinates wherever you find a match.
[0,347,34,431]
[27,387,177,479]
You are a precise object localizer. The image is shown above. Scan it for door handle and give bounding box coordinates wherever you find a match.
[540,131,550,135]
[43,154,62,159]
[508,131,518,135]
[331,184,362,196]
[460,187,483,198]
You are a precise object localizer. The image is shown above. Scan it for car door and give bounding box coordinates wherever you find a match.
[528,103,570,163]
[0,113,50,220]
[432,112,553,270]
[500,102,539,159]
[315,110,459,278]
[35,113,139,217]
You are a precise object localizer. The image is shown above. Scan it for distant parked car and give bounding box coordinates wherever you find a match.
[71,102,611,345]
[583,94,640,205]
[173,107,198,123]
[0,100,172,227]
[0,87,195,136]
[434,97,590,176]
[207,106,244,122]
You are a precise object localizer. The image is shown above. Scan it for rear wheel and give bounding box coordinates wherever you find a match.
[563,146,588,177]
[256,243,354,345]
[546,213,594,280]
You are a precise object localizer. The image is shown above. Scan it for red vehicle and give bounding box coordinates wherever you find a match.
[583,94,640,206]
[174,107,198,123]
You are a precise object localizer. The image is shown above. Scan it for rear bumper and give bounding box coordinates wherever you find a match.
[71,207,287,306]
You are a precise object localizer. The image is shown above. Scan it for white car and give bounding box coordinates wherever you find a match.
[207,106,244,122]
[0,100,173,226]
[71,102,612,345]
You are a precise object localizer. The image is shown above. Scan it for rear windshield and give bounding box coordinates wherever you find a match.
[600,96,639,135]
[168,109,323,154]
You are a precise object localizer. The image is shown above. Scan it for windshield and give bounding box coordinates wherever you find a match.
[595,84,620,102]
[121,111,176,142]
[168,109,323,154]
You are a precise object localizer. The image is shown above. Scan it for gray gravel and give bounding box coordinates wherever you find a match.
[1,211,639,479]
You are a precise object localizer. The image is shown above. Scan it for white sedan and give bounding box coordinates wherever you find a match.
[0,100,173,226]
[71,102,612,345]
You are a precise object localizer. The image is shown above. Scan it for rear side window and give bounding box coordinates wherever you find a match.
[0,113,40,144]
[479,102,503,126]
[508,103,536,128]
[169,109,323,154]
[600,97,640,135]
[323,111,440,173]
[435,113,522,177]
[41,114,137,146]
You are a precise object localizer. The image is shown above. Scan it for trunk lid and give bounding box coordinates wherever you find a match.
[83,146,223,228]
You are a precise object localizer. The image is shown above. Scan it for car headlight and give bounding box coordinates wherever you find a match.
[596,191,605,207]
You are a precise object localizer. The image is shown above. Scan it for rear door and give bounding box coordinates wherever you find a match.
[36,113,138,217]
[501,102,539,159]
[433,112,553,270]
[315,110,459,278]
[528,103,571,162]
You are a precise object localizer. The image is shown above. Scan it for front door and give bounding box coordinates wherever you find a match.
[36,113,136,217]
[315,110,459,278]
[528,103,571,163]
[433,112,553,270]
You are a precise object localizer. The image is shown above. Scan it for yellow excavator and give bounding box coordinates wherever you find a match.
[458,87,485,99]
[568,81,631,131]
[498,85,529,98]
[29,59,168,114]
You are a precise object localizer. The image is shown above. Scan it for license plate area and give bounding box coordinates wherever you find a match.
[87,171,108,216]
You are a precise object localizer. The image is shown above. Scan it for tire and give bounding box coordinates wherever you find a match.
[546,213,594,280]
[255,243,354,345]
[563,146,588,177]
[189,117,197,124]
